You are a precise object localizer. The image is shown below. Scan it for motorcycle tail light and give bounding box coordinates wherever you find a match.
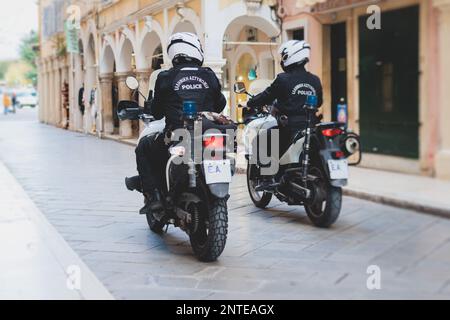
[322,128,344,137]
[333,151,345,159]
[203,136,225,149]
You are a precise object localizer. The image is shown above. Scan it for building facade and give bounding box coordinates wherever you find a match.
[38,0,281,137]
[37,0,450,179]
[279,0,450,179]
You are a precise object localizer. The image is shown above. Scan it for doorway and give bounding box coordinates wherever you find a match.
[330,22,347,121]
[359,5,419,159]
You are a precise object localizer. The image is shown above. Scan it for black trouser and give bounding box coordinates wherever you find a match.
[135,134,169,193]
[279,117,310,157]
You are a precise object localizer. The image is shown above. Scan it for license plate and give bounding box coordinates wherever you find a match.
[204,160,232,184]
[328,159,349,180]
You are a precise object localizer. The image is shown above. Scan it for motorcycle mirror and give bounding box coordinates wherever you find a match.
[234,82,247,94]
[125,76,139,91]
[117,100,141,121]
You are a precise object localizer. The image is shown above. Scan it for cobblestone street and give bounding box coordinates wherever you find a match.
[1,109,450,299]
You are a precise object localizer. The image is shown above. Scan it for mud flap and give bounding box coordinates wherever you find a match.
[208,183,230,199]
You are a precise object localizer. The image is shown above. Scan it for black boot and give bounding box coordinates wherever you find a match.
[139,189,164,215]
[125,176,142,192]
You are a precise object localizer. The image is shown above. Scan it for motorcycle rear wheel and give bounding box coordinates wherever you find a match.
[190,198,228,262]
[304,167,342,228]
[247,163,273,209]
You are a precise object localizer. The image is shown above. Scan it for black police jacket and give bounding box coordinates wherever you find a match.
[247,65,323,123]
[151,63,227,129]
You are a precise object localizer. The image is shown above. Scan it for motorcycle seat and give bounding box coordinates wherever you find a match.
[202,117,237,133]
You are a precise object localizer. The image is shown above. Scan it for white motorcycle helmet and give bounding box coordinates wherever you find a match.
[167,32,204,65]
[279,40,311,71]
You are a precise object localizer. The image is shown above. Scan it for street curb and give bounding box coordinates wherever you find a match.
[233,170,450,220]
[101,134,138,147]
[343,188,450,219]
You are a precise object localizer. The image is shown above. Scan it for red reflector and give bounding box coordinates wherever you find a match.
[322,128,343,137]
[334,151,345,159]
[203,136,224,149]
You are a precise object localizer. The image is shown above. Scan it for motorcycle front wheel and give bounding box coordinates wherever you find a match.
[304,167,342,228]
[189,198,228,262]
[247,163,273,209]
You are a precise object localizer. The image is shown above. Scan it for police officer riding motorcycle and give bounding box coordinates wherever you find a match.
[135,32,227,214]
[236,40,360,228]
[121,33,236,261]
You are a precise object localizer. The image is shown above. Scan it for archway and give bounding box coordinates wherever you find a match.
[116,37,138,138]
[137,31,163,71]
[173,21,197,34]
[99,42,117,135]
[222,15,280,120]
[117,37,134,73]
[168,7,203,44]
[234,53,257,123]
[84,34,98,134]
[73,39,85,131]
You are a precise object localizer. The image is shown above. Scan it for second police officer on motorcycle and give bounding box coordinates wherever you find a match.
[247,40,324,160]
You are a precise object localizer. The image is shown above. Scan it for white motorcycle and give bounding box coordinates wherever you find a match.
[235,82,361,228]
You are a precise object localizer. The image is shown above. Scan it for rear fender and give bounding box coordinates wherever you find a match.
[312,136,348,187]
[208,183,230,199]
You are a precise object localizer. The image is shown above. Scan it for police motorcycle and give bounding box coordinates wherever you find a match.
[234,82,361,228]
[119,76,237,262]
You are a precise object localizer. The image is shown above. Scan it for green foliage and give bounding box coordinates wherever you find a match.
[18,30,39,86]
[0,60,14,80]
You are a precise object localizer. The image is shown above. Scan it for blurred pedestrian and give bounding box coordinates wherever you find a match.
[61,81,69,129]
[78,84,85,115]
[3,93,11,115]
[11,92,17,113]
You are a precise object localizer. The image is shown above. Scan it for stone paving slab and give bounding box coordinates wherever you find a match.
[0,160,113,300]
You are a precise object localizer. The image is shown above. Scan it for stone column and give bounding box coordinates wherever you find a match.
[48,60,56,125]
[115,72,133,138]
[38,60,46,123]
[43,61,50,124]
[136,69,152,133]
[99,73,114,135]
[55,61,62,127]
[434,0,450,179]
